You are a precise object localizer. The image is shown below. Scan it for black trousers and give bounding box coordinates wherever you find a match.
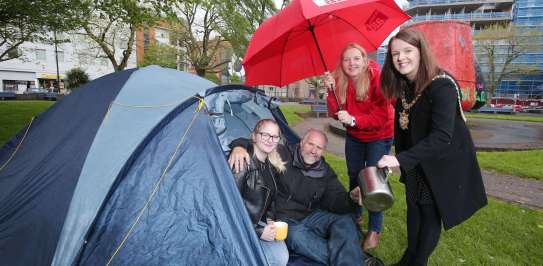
[400,200,442,266]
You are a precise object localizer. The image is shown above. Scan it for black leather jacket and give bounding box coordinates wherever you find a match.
[233,150,278,236]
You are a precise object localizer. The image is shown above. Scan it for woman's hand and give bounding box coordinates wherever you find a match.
[228,147,250,173]
[337,110,355,126]
[260,221,276,241]
[323,71,335,91]
[377,155,400,168]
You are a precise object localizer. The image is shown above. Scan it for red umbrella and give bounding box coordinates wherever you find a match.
[243,0,410,87]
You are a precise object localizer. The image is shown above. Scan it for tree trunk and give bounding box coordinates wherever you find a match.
[196,68,206,77]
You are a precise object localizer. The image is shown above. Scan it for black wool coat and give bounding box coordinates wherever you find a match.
[395,75,487,230]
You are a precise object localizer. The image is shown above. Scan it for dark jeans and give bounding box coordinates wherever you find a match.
[399,200,442,266]
[285,210,366,266]
[345,135,393,232]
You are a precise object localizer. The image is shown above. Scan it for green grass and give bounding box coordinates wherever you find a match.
[477,150,543,181]
[324,152,543,265]
[279,103,310,126]
[0,101,54,145]
[466,112,543,123]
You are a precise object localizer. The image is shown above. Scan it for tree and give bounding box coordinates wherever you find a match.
[158,0,276,77]
[140,42,178,69]
[305,77,325,99]
[0,0,86,62]
[65,67,90,90]
[76,0,159,71]
[474,23,542,102]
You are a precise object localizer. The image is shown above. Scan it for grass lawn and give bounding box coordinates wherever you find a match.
[324,152,543,265]
[279,103,310,126]
[2,100,543,264]
[0,101,54,145]
[466,112,543,123]
[477,150,543,181]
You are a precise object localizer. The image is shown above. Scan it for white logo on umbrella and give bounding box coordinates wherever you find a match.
[313,0,349,7]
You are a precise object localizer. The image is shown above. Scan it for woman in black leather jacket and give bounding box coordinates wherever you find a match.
[233,119,288,266]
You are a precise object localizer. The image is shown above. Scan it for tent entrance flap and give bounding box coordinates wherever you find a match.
[205,89,274,152]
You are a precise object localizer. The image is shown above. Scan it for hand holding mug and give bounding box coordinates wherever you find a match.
[260,221,276,241]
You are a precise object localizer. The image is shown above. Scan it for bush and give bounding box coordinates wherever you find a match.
[65,67,90,90]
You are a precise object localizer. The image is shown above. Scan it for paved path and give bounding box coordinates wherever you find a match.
[291,117,543,210]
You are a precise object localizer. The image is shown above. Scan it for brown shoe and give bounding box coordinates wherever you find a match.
[363,231,380,251]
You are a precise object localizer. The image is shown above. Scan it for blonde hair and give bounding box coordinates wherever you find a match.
[333,43,371,103]
[251,119,286,173]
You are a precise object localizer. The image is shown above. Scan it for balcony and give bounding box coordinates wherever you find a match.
[407,0,514,14]
[409,11,513,25]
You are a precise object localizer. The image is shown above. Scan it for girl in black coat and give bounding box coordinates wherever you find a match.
[377,28,487,266]
[233,119,289,266]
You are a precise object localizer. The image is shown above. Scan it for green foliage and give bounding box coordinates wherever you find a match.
[65,67,90,90]
[477,150,543,180]
[278,103,310,126]
[141,42,178,69]
[230,73,242,84]
[0,0,86,62]
[156,0,276,77]
[324,152,543,265]
[466,112,543,123]
[474,24,542,102]
[80,0,160,71]
[0,101,54,145]
[205,73,220,84]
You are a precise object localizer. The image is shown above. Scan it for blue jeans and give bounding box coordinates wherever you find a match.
[260,239,289,266]
[345,135,393,233]
[284,210,366,266]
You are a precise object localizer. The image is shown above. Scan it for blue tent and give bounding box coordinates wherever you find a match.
[0,66,299,266]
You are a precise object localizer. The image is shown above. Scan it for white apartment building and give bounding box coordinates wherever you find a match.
[0,32,136,93]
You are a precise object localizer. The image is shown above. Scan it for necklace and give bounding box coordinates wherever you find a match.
[399,89,421,130]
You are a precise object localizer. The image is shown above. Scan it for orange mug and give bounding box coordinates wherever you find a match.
[274,221,288,241]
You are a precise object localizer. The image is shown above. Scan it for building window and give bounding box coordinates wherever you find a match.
[3,80,35,92]
[36,49,46,61]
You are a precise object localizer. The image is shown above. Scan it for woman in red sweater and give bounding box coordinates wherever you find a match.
[323,43,394,251]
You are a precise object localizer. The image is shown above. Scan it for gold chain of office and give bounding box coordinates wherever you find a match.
[398,73,466,130]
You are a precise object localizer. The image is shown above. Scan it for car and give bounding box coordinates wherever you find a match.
[0,91,16,100]
[25,87,49,94]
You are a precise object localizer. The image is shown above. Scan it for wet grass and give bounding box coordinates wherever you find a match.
[325,152,543,265]
[477,150,543,181]
[279,103,310,126]
[0,101,54,145]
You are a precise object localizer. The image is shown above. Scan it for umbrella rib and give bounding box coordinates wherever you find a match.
[279,28,297,86]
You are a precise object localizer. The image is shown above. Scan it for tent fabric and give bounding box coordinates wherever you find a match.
[77,102,265,265]
[0,65,291,266]
[53,66,216,266]
[0,68,135,266]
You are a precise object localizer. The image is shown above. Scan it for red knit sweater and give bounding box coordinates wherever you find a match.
[326,60,394,142]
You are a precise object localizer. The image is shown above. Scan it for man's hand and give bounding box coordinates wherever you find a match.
[350,186,363,206]
[228,146,250,173]
[260,221,276,241]
[377,155,400,168]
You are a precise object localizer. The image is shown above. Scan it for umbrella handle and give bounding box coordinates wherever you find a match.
[327,84,342,111]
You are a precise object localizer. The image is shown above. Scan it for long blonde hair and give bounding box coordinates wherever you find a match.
[333,43,371,103]
[250,119,286,173]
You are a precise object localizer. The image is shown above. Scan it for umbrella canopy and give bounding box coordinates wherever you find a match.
[243,0,410,87]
